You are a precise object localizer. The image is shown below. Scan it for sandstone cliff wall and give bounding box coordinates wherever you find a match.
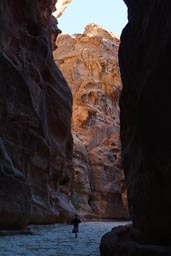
[119,0,171,243]
[0,0,75,228]
[54,24,128,219]
[101,0,171,255]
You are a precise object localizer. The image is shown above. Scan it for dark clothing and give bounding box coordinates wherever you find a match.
[71,217,81,236]
[72,225,79,233]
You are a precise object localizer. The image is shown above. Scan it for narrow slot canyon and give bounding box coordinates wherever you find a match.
[0,1,170,256]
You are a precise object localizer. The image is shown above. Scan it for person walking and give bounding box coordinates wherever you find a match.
[71,214,81,238]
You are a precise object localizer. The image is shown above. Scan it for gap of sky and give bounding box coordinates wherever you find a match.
[57,0,128,37]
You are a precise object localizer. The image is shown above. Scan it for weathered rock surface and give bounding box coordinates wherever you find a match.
[100,225,171,256]
[101,0,171,255]
[54,0,72,18]
[0,0,75,228]
[54,24,128,219]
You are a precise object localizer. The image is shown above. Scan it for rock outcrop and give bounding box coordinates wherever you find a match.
[101,0,171,255]
[54,24,128,219]
[54,0,72,18]
[0,1,75,228]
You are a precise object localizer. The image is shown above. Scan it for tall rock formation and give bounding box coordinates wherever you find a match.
[101,0,171,255]
[54,23,128,219]
[0,0,75,229]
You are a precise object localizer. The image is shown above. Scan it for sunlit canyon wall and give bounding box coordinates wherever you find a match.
[0,0,75,228]
[54,23,128,219]
[101,0,171,255]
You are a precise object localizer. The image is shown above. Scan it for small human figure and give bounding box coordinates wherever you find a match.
[71,214,81,238]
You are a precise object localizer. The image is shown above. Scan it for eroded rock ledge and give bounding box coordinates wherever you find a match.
[0,0,74,228]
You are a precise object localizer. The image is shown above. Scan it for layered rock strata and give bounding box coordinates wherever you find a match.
[101,0,171,255]
[0,1,75,228]
[54,23,128,219]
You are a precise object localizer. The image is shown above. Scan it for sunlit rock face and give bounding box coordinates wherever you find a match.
[54,0,72,18]
[0,0,74,228]
[101,0,171,255]
[54,23,128,219]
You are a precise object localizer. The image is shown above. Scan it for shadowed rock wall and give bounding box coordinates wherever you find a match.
[101,0,171,255]
[0,0,75,228]
[54,24,128,219]
[120,0,171,243]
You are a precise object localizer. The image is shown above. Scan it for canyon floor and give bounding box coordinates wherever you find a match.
[0,221,129,256]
